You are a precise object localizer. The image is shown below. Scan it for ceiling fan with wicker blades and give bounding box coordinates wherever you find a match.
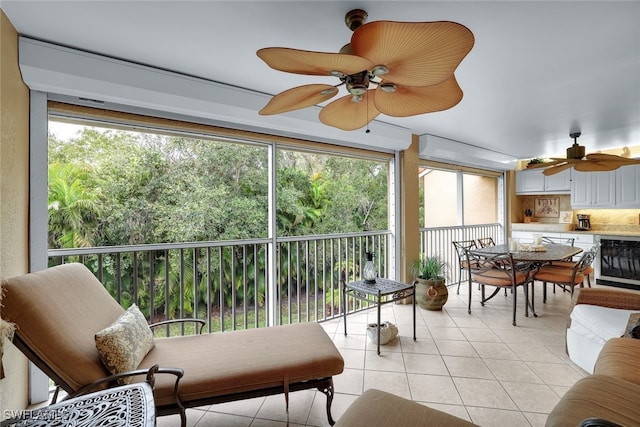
[256,9,474,131]
[526,132,640,176]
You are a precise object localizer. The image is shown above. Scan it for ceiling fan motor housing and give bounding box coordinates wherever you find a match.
[567,142,586,159]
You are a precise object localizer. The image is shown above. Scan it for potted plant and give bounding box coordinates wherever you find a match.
[410,254,448,311]
[524,208,533,223]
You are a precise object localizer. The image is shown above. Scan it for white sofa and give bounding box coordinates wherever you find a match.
[567,287,640,373]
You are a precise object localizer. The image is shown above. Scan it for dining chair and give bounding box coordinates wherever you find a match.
[533,245,600,307]
[541,235,593,293]
[466,249,534,326]
[452,240,478,295]
[476,237,495,248]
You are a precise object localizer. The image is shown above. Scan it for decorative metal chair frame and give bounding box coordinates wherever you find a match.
[533,246,600,309]
[476,237,495,248]
[466,250,534,326]
[452,240,478,295]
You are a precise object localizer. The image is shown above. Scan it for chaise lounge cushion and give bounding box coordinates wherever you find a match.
[569,304,636,346]
[1,263,123,390]
[140,322,343,407]
[95,304,155,382]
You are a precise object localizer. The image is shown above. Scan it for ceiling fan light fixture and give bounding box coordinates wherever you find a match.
[345,71,370,96]
[371,65,389,76]
[380,83,397,93]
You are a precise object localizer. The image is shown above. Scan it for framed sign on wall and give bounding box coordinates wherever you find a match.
[535,197,559,218]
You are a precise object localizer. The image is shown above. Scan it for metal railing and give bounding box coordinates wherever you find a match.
[48,231,390,335]
[47,224,502,336]
[419,223,504,286]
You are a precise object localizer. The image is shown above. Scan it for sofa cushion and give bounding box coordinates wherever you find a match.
[546,375,640,427]
[95,304,155,383]
[594,337,640,386]
[569,304,637,345]
[335,389,478,427]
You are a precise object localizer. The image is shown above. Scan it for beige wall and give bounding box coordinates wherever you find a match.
[399,136,420,283]
[0,9,30,416]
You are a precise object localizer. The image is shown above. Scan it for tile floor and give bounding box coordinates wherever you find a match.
[157,281,590,427]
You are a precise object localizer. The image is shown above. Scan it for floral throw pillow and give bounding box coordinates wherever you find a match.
[95,304,154,383]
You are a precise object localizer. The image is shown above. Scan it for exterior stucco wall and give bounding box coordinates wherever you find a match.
[0,9,30,417]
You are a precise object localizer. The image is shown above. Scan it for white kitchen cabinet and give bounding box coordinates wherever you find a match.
[615,164,640,208]
[570,170,616,208]
[515,168,571,194]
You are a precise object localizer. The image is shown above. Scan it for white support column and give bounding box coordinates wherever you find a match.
[267,144,277,326]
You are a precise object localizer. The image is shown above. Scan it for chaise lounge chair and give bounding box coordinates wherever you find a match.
[1,263,344,426]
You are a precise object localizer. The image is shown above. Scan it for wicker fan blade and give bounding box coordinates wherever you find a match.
[542,162,572,176]
[319,91,380,131]
[374,75,462,117]
[586,153,640,164]
[573,161,621,172]
[526,161,564,169]
[259,84,339,115]
[351,21,474,86]
[257,48,372,76]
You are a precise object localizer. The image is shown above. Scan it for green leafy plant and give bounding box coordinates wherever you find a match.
[527,158,545,166]
[410,254,446,280]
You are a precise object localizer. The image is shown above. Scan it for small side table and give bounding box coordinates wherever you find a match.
[1,382,155,427]
[343,278,416,355]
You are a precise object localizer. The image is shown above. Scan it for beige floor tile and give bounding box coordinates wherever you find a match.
[484,359,544,384]
[404,353,449,375]
[453,377,517,410]
[523,411,549,427]
[491,327,535,344]
[399,335,440,354]
[461,327,502,342]
[466,407,531,427]
[364,349,406,372]
[408,374,463,405]
[443,355,495,379]
[363,370,411,399]
[306,391,352,427]
[549,385,571,398]
[471,341,520,360]
[501,381,562,413]
[451,316,489,328]
[507,342,564,363]
[254,390,314,425]
[422,402,472,421]
[526,361,586,386]
[428,326,467,340]
[193,411,253,427]
[435,339,479,357]
[332,368,363,395]
[330,332,367,350]
[210,396,265,418]
[157,408,205,427]
[250,419,305,427]
[339,348,365,369]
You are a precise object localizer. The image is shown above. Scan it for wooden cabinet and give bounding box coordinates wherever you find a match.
[570,170,616,208]
[615,165,640,208]
[515,168,571,194]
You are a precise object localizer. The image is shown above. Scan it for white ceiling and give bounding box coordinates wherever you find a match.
[2,1,640,161]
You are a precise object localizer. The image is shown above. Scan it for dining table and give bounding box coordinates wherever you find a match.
[473,243,583,317]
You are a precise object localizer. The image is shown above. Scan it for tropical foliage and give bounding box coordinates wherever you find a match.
[48,122,388,326]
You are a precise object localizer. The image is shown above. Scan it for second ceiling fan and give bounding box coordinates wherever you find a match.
[256,9,474,131]
[526,132,640,175]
